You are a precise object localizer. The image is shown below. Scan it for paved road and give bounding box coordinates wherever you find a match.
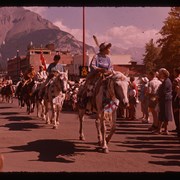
[0,98,180,175]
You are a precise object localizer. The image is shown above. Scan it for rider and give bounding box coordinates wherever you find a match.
[78,42,113,110]
[6,76,13,85]
[38,54,64,100]
[23,65,36,85]
[35,65,47,82]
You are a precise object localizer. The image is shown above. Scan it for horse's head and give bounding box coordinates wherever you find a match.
[110,71,129,107]
[56,71,69,93]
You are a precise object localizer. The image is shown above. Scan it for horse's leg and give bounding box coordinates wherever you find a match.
[106,110,116,144]
[10,94,13,103]
[56,105,60,126]
[25,99,30,114]
[21,95,25,107]
[30,98,35,113]
[41,100,46,119]
[44,101,50,124]
[95,113,102,146]
[36,100,40,117]
[53,105,60,129]
[52,104,58,129]
[78,108,86,141]
[100,114,109,153]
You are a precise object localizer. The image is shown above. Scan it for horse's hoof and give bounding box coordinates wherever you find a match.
[79,136,85,141]
[98,141,102,146]
[53,125,58,129]
[102,148,109,153]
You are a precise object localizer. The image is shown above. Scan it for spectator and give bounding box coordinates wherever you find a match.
[147,71,162,131]
[153,68,174,135]
[0,154,4,172]
[127,76,138,120]
[172,67,180,136]
[139,76,149,123]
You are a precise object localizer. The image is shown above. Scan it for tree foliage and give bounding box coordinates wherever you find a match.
[156,7,180,74]
[143,7,180,75]
[142,39,160,74]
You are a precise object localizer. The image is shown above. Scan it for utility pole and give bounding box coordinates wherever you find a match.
[83,6,85,66]
[17,49,19,77]
[79,6,88,78]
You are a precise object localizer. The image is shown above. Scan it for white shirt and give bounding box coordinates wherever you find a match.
[36,70,47,82]
[148,77,162,95]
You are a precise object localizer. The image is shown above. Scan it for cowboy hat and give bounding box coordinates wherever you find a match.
[99,42,112,51]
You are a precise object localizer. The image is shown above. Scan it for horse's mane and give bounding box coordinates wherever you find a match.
[111,70,128,81]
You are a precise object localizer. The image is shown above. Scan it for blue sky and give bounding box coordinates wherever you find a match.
[24,7,170,49]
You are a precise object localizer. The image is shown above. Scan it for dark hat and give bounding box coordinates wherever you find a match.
[53,55,61,61]
[99,42,112,51]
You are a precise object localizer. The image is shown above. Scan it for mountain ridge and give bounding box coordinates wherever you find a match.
[0,7,144,70]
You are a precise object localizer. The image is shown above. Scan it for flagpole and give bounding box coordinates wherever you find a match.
[83,6,86,66]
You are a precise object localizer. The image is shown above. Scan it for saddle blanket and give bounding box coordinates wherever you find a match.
[52,95,64,104]
[104,99,119,113]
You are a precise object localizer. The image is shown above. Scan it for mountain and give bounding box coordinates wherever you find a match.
[0,7,95,70]
[0,7,145,71]
[110,46,145,64]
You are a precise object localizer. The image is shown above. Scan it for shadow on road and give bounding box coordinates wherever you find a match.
[3,122,42,131]
[112,118,180,169]
[0,112,19,116]
[8,139,77,163]
[5,116,33,121]
[0,106,13,109]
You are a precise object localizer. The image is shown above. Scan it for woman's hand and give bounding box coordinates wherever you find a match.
[99,68,106,73]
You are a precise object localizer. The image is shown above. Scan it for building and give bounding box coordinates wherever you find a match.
[7,44,145,84]
[7,46,73,83]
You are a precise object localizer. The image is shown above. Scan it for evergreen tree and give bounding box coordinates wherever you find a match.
[143,39,160,74]
[156,7,180,74]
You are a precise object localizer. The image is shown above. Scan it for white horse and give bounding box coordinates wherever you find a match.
[42,71,69,129]
[77,71,129,153]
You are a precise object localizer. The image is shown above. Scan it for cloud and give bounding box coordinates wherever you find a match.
[53,20,92,43]
[24,7,162,50]
[54,21,161,49]
[94,26,161,49]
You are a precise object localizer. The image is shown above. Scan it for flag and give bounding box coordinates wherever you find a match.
[40,51,46,70]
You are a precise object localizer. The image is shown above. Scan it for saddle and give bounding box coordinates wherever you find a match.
[78,71,113,112]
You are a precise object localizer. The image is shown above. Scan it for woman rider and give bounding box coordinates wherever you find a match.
[78,42,113,109]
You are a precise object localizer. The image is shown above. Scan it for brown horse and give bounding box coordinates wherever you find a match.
[21,80,36,114]
[77,71,129,153]
[0,84,14,103]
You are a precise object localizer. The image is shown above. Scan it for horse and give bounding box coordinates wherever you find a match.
[0,84,14,103]
[21,80,36,114]
[42,71,69,129]
[15,80,25,107]
[77,70,129,153]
